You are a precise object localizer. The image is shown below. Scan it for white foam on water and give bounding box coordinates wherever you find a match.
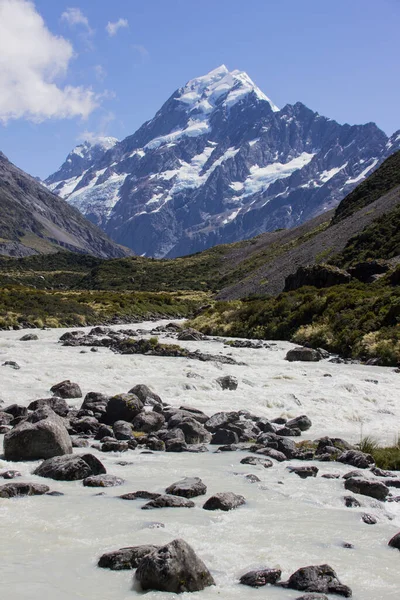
[0,320,399,599]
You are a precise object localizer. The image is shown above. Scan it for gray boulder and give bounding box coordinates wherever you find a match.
[4,409,72,461]
[0,482,49,498]
[288,466,319,479]
[133,411,165,433]
[216,375,238,390]
[128,384,162,406]
[142,495,195,509]
[98,545,159,570]
[286,415,312,432]
[203,492,245,511]
[28,397,70,417]
[240,456,273,468]
[50,380,82,399]
[135,538,215,593]
[103,393,143,425]
[178,418,211,444]
[286,564,352,597]
[338,450,374,469]
[388,532,400,550]
[165,477,207,498]
[34,453,106,481]
[20,333,39,341]
[240,568,281,587]
[113,420,133,440]
[285,347,321,362]
[83,474,124,487]
[344,477,389,501]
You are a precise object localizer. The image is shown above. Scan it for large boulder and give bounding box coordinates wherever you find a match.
[285,347,321,362]
[344,477,389,501]
[132,411,165,433]
[98,545,159,570]
[338,450,374,469]
[142,495,195,509]
[0,482,50,498]
[240,568,281,587]
[203,492,245,511]
[286,564,352,597]
[27,397,70,417]
[50,380,82,399]
[135,538,215,593]
[3,409,72,461]
[103,393,143,425]
[286,415,312,432]
[284,264,351,291]
[128,385,162,406]
[388,532,400,550]
[165,477,207,498]
[349,260,389,283]
[178,418,211,444]
[34,453,106,481]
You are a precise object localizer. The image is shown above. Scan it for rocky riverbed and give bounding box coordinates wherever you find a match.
[0,320,399,599]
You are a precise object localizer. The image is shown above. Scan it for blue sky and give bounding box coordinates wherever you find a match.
[0,0,399,179]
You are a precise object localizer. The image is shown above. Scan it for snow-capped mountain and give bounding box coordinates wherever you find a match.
[46,65,400,257]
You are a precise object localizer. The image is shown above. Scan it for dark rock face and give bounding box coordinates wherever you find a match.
[203,492,246,511]
[103,393,143,425]
[132,411,165,433]
[0,482,50,498]
[240,568,282,587]
[50,380,82,399]
[286,564,352,597]
[135,538,215,593]
[338,450,374,469]
[34,454,106,481]
[349,260,389,283]
[3,409,72,461]
[98,545,159,570]
[285,347,321,362]
[284,264,351,291]
[46,66,398,259]
[142,495,195,509]
[165,477,207,498]
[344,477,389,501]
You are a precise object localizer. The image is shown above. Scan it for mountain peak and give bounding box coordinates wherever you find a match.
[72,137,118,158]
[177,65,279,114]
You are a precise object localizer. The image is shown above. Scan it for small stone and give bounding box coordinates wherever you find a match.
[83,474,124,488]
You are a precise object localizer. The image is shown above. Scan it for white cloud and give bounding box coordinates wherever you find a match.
[133,44,150,62]
[106,17,128,37]
[61,7,91,31]
[0,0,97,122]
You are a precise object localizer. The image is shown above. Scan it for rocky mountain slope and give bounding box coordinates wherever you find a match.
[46,65,400,257]
[0,151,129,258]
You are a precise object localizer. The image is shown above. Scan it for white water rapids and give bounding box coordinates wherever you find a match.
[0,320,399,599]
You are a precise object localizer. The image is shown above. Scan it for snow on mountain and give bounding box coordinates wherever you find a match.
[46,66,399,257]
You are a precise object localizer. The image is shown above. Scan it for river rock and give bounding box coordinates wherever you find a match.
[142,495,195,509]
[165,477,207,498]
[135,538,215,593]
[0,482,50,498]
[83,474,124,487]
[240,568,281,587]
[133,411,165,433]
[211,429,239,445]
[20,333,39,341]
[344,495,361,508]
[34,453,106,480]
[98,545,159,570]
[103,393,143,425]
[240,456,273,468]
[113,420,133,440]
[388,532,400,550]
[286,564,352,597]
[288,466,319,479]
[344,477,389,501]
[178,418,211,444]
[128,384,162,406]
[3,409,72,461]
[203,492,245,511]
[286,415,312,431]
[216,375,238,390]
[285,347,321,362]
[50,380,82,399]
[362,513,377,524]
[338,450,374,469]
[28,397,70,417]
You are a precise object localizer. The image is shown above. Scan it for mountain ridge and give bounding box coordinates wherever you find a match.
[46,66,400,258]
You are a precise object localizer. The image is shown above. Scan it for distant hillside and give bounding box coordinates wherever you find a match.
[0,152,130,259]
